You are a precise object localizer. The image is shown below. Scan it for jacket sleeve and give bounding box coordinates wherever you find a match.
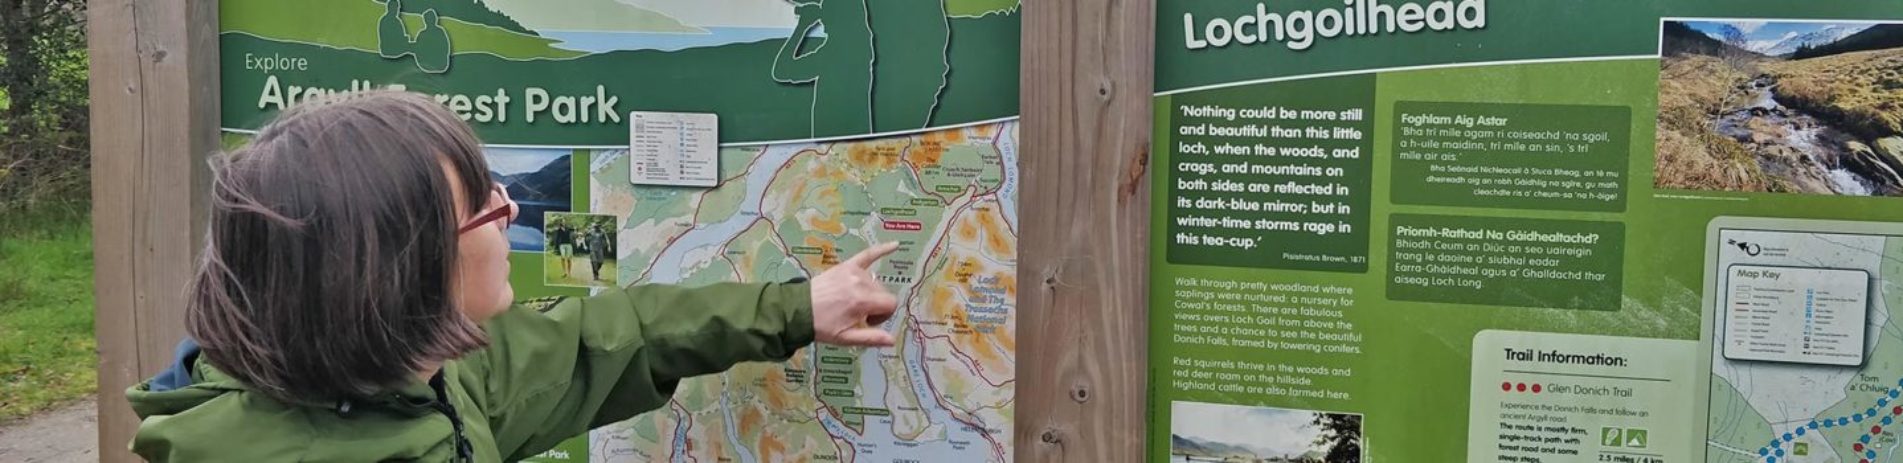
[473,281,815,461]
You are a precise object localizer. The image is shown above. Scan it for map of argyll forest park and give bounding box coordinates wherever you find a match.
[1707,224,1903,463]
[592,122,1020,462]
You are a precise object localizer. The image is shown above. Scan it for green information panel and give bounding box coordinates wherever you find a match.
[1148,1,1903,462]
[220,1,1022,461]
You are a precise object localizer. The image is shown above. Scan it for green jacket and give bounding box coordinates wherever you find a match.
[125,282,814,462]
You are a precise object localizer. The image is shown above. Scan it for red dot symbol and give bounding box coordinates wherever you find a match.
[1857,443,1866,452]
[1516,383,1527,392]
[1531,384,1542,394]
[1893,405,1900,415]
[1875,425,1884,435]
[1502,382,1512,392]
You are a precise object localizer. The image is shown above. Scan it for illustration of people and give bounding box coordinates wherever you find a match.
[774,0,874,136]
[413,10,453,74]
[868,0,950,131]
[549,222,575,279]
[377,0,411,58]
[376,3,453,74]
[586,223,611,282]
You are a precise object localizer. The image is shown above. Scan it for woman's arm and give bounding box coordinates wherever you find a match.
[471,243,897,460]
[474,281,814,460]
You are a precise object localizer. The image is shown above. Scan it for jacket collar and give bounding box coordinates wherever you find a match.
[171,341,449,417]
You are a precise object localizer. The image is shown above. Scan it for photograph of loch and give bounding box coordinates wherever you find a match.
[1657,19,1903,196]
[1169,401,1363,463]
[485,148,574,252]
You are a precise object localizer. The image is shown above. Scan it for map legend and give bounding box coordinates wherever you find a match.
[1722,265,1869,366]
[628,111,719,188]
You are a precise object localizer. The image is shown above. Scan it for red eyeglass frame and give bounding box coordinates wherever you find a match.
[457,184,517,235]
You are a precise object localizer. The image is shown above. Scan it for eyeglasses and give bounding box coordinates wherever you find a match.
[457,183,517,235]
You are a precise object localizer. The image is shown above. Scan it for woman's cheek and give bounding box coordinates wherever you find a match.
[491,234,514,312]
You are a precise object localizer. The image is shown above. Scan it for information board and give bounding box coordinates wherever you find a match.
[219,1,1021,461]
[1148,1,1903,462]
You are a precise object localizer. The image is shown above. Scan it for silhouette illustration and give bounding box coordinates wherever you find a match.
[375,3,453,74]
[413,10,453,74]
[868,0,950,131]
[377,0,412,58]
[774,0,875,136]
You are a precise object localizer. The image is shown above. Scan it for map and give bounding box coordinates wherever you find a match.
[219,1,1023,460]
[589,121,1020,462]
[1706,226,1903,463]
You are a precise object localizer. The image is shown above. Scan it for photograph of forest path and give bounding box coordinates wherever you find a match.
[1658,20,1903,196]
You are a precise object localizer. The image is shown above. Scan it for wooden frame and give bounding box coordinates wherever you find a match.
[88,0,220,461]
[88,1,1153,461]
[1015,0,1154,462]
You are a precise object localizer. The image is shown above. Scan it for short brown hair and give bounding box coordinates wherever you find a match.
[187,91,494,403]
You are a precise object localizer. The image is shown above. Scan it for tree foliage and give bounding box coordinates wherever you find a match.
[1311,412,1363,463]
[0,0,88,210]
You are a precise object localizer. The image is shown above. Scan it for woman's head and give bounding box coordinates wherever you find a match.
[187,90,516,402]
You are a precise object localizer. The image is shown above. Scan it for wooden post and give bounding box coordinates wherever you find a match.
[1016,0,1154,462]
[88,0,220,460]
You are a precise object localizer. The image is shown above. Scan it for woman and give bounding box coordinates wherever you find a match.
[125,91,900,462]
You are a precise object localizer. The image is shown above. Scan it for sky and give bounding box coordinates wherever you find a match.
[485,147,570,176]
[1171,401,1331,458]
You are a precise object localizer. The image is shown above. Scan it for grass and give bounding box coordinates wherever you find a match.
[542,253,616,288]
[1769,48,1903,140]
[0,202,94,422]
[220,0,585,60]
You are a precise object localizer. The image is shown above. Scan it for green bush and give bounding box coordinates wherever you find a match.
[0,0,90,212]
[0,1,91,421]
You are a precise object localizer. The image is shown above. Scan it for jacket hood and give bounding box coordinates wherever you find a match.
[123,340,472,462]
[126,339,445,419]
[125,339,247,419]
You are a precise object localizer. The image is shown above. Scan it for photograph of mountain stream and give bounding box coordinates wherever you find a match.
[1658,19,1903,196]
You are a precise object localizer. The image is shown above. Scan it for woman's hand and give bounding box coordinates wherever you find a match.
[809,242,901,347]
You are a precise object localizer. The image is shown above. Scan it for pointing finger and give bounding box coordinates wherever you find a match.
[867,310,894,327]
[845,242,901,270]
[836,327,896,348]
